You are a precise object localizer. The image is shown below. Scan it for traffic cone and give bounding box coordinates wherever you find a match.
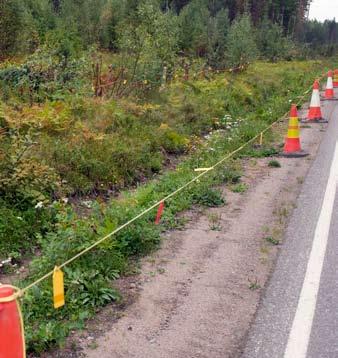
[282,104,308,157]
[0,286,25,358]
[333,69,338,88]
[323,71,335,100]
[304,80,326,122]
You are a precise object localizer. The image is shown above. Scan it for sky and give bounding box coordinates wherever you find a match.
[309,0,338,22]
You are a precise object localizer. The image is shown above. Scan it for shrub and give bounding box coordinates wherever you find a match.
[0,46,88,103]
[159,128,189,154]
[0,202,53,258]
[0,132,61,206]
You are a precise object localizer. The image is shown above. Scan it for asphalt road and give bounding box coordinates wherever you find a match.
[242,95,338,358]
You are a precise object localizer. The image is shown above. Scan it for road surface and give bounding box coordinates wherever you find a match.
[242,94,338,357]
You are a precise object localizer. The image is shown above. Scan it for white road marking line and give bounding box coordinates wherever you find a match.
[284,141,338,358]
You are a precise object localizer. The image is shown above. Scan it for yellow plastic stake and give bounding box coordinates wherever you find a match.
[259,132,263,146]
[194,167,213,172]
[53,266,65,309]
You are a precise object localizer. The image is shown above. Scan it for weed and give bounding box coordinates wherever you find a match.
[260,246,270,254]
[278,207,289,218]
[243,146,279,158]
[248,278,261,290]
[207,212,222,231]
[249,159,258,166]
[264,236,280,245]
[268,160,281,168]
[88,342,98,350]
[192,188,225,207]
[231,183,248,193]
[261,225,270,234]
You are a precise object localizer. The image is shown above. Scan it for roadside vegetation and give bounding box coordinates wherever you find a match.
[1,0,338,354]
[3,59,334,355]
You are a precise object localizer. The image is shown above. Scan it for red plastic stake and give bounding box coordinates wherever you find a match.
[155,201,165,225]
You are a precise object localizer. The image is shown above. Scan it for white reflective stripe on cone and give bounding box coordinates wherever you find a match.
[310,89,321,107]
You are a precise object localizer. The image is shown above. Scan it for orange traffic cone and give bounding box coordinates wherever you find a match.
[283,104,308,157]
[304,80,326,122]
[0,286,25,358]
[333,69,338,88]
[323,70,335,100]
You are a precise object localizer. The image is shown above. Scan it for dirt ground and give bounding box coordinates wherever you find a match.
[42,105,328,358]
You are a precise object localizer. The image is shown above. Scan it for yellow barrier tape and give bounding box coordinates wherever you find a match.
[17,72,327,298]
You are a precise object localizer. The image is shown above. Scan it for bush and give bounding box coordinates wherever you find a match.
[0,202,53,258]
[0,46,88,103]
[159,128,189,154]
[0,132,61,206]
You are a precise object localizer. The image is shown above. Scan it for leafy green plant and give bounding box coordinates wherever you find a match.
[264,236,280,245]
[192,187,224,207]
[66,269,120,308]
[248,278,261,290]
[268,160,281,168]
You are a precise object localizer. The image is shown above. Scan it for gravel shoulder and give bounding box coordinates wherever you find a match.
[73,105,327,358]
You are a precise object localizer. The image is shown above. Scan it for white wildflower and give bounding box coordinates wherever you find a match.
[82,200,93,208]
[35,201,44,209]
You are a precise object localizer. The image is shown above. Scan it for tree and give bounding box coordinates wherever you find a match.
[118,0,179,84]
[98,0,127,50]
[225,13,258,69]
[257,19,294,61]
[178,0,210,56]
[206,8,230,67]
[0,0,23,58]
